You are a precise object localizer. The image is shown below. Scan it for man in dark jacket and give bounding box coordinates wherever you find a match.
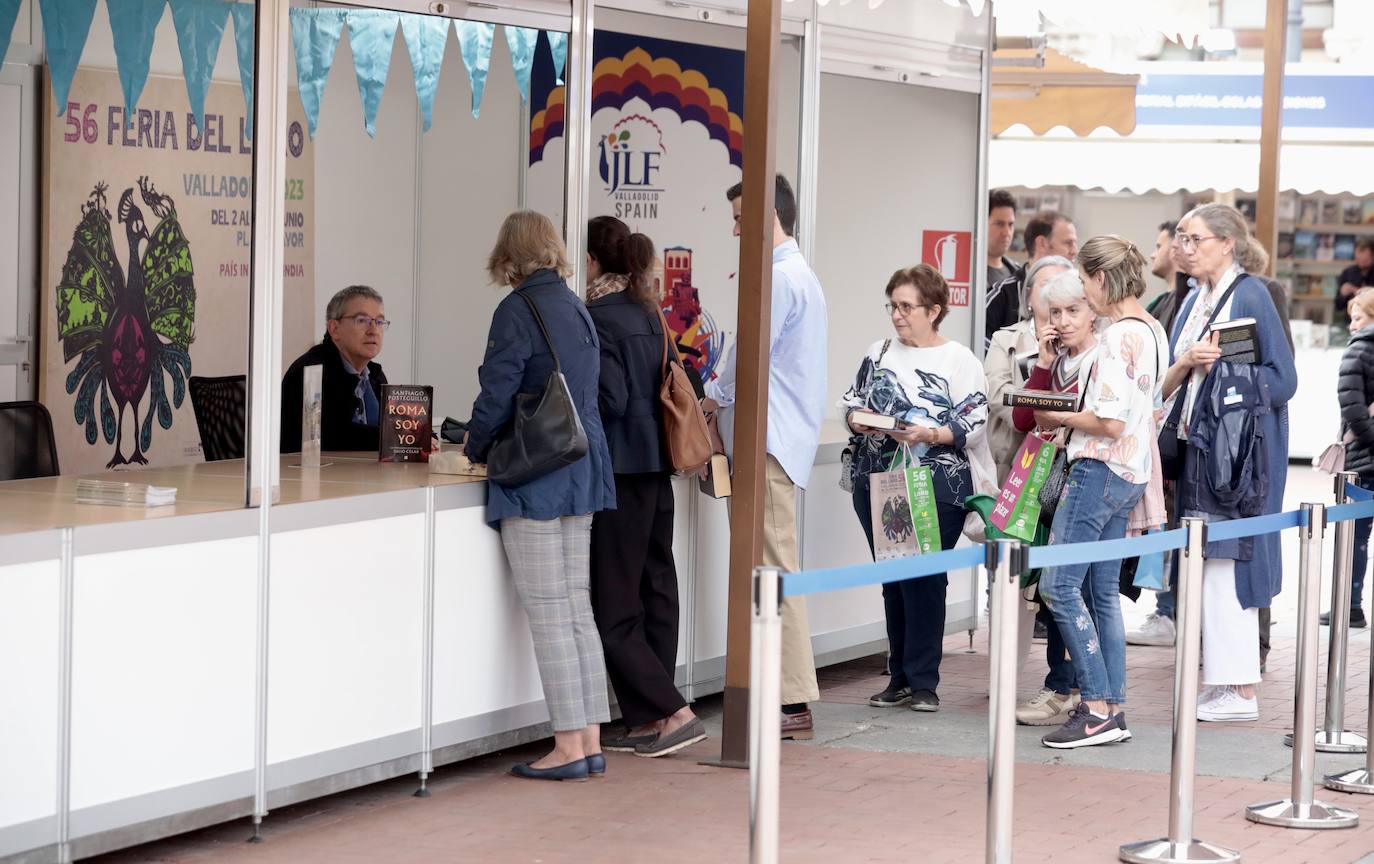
[984,210,1078,349]
[281,285,389,453]
[1335,239,1374,327]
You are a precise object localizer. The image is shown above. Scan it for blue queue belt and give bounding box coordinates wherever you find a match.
[784,498,1369,599]
[1206,509,1305,542]
[1330,498,1374,523]
[782,545,985,598]
[1027,527,1187,570]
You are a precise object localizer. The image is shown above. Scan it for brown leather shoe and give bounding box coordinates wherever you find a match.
[780,709,814,740]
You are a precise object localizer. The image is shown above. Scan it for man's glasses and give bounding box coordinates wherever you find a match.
[885,302,930,317]
[336,314,391,331]
[1176,233,1219,253]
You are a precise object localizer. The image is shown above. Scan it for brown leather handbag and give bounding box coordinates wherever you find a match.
[656,309,713,472]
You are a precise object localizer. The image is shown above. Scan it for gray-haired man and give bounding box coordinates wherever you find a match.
[281,285,391,452]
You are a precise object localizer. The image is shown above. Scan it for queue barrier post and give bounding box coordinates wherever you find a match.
[986,539,1023,864]
[1246,502,1360,829]
[1325,590,1374,795]
[1313,472,1366,753]
[749,566,782,864]
[1120,518,1240,864]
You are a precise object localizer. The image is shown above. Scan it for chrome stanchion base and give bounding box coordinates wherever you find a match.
[1324,767,1374,795]
[1119,838,1241,863]
[1282,730,1368,753]
[1244,799,1360,828]
[1316,731,1368,753]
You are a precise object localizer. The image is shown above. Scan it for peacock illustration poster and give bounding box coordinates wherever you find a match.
[526,31,746,385]
[41,68,316,475]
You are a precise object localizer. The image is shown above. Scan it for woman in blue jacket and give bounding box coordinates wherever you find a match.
[464,211,617,781]
[585,216,705,759]
[1161,203,1297,724]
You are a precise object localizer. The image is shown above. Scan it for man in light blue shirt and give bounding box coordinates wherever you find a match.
[705,174,828,739]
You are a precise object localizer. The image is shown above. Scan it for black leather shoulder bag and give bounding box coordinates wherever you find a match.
[487,292,591,486]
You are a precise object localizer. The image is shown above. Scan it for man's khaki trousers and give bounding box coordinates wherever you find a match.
[763,455,820,705]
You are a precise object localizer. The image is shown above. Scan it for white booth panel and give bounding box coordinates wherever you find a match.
[690,494,732,689]
[815,73,981,385]
[432,506,546,740]
[669,479,693,674]
[800,462,887,653]
[268,515,424,773]
[0,559,59,856]
[68,538,256,824]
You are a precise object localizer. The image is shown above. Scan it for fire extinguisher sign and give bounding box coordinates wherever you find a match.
[920,230,973,307]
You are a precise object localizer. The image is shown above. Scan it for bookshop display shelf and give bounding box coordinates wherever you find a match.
[1,425,960,863]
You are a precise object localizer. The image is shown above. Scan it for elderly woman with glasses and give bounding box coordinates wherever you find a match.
[1162,203,1297,724]
[838,264,996,713]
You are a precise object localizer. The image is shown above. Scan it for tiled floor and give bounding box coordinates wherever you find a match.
[94,629,1374,864]
[88,466,1374,862]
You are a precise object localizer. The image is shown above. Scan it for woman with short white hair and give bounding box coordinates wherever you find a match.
[1010,268,1101,729]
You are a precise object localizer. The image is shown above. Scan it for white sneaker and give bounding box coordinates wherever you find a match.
[1015,688,1079,726]
[1197,686,1259,722]
[1127,613,1176,646]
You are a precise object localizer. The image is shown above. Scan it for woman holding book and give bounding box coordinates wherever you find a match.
[1161,204,1296,724]
[584,216,705,758]
[1031,237,1168,749]
[464,211,616,781]
[838,264,996,712]
[1007,268,1100,730]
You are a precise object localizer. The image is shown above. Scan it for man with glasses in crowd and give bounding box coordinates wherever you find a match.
[281,285,391,452]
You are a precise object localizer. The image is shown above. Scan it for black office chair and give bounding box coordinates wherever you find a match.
[188,375,246,462]
[0,401,60,481]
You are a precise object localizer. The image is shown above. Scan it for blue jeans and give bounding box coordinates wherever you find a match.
[1039,459,1145,705]
[1039,577,1093,694]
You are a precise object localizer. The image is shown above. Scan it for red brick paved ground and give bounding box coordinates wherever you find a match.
[95,627,1374,864]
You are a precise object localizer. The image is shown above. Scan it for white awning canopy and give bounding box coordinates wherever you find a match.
[989,135,1374,195]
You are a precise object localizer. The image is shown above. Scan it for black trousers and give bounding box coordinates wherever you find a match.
[590,471,687,727]
[852,476,965,694]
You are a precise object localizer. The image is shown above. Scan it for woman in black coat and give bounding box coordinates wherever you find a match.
[1335,289,1374,628]
[585,216,705,758]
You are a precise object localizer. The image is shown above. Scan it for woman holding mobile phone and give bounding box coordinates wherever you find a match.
[1007,269,1101,729]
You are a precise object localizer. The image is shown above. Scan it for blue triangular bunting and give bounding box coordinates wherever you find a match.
[546,31,567,86]
[400,13,447,132]
[345,9,400,138]
[0,0,23,69]
[504,25,537,102]
[168,0,232,131]
[107,0,166,125]
[455,19,493,118]
[38,0,99,115]
[289,7,346,138]
[229,3,254,138]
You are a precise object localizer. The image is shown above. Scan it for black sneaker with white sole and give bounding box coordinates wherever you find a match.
[869,685,912,707]
[1115,711,1131,742]
[1041,703,1124,749]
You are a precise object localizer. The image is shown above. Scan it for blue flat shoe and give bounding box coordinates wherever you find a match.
[586,753,606,776]
[510,759,589,782]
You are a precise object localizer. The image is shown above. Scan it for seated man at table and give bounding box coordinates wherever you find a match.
[281,285,390,453]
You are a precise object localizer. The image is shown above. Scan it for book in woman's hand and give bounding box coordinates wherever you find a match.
[1209,317,1260,364]
[1002,389,1077,411]
[849,409,907,431]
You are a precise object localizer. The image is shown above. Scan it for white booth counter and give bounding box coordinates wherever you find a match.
[0,433,978,862]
